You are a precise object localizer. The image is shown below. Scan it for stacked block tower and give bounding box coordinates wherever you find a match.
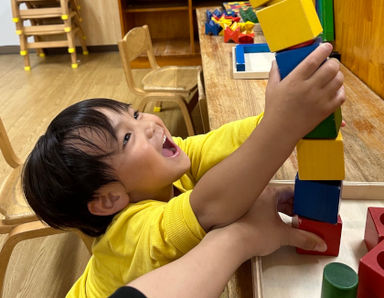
[251,0,344,256]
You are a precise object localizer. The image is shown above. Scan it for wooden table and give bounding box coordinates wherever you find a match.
[196,7,384,298]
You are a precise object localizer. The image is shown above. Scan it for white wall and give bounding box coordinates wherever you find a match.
[1,1,19,46]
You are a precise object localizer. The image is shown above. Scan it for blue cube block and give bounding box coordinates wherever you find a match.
[276,38,321,79]
[294,174,342,224]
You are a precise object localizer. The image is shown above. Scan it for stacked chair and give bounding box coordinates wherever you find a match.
[10,0,88,70]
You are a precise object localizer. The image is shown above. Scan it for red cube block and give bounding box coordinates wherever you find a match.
[293,215,342,256]
[364,207,384,251]
[357,240,384,298]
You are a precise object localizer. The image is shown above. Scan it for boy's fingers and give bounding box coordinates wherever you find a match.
[293,43,333,80]
[336,85,346,105]
[268,60,281,86]
[284,224,327,252]
[311,58,341,88]
[323,71,344,98]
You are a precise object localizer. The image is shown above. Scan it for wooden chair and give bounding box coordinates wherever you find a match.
[118,24,202,136]
[10,0,88,70]
[0,118,92,297]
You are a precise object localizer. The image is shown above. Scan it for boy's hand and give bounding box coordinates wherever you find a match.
[263,43,345,142]
[231,186,327,259]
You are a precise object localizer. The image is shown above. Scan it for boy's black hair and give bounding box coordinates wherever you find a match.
[22,98,131,237]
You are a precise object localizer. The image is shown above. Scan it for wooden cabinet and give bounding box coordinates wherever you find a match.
[117,0,222,65]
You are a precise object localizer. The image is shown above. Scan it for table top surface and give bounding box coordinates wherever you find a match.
[196,7,384,298]
[196,7,384,183]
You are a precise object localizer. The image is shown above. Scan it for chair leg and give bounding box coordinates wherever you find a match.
[138,99,150,113]
[30,20,44,57]
[153,101,162,112]
[178,101,195,136]
[0,221,62,298]
[63,15,77,68]
[17,31,30,71]
[75,24,88,55]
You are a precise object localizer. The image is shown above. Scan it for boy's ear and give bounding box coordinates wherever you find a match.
[88,182,130,216]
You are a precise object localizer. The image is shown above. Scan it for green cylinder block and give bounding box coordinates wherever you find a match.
[321,262,358,298]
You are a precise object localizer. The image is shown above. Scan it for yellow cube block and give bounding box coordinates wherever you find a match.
[250,0,283,8]
[256,0,322,52]
[297,131,345,180]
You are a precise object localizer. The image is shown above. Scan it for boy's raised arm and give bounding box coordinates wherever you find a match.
[190,43,345,232]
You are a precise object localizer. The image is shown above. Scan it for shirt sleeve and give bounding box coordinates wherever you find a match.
[174,114,264,183]
[162,190,206,254]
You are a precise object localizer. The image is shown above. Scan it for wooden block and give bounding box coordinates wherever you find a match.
[233,44,275,79]
[294,174,342,223]
[305,107,342,139]
[224,27,240,43]
[235,43,271,71]
[294,215,342,256]
[275,39,342,138]
[250,0,284,8]
[238,33,254,44]
[364,207,384,251]
[256,0,323,52]
[205,20,222,35]
[297,131,345,180]
[317,0,335,41]
[250,0,271,7]
[357,240,384,298]
[275,38,320,79]
[239,7,258,23]
[321,262,358,298]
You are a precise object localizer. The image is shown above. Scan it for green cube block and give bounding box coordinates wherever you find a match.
[305,107,342,139]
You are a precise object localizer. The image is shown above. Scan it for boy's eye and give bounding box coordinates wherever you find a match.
[134,110,139,119]
[123,133,131,146]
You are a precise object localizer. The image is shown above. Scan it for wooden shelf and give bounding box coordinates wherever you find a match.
[124,6,188,13]
[124,1,189,13]
[192,0,223,8]
[118,0,225,65]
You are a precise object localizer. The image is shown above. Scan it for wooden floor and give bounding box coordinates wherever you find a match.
[0,52,203,297]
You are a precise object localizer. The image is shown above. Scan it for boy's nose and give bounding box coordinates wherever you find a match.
[142,120,156,138]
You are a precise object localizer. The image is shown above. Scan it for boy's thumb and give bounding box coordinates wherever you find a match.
[268,60,281,86]
[286,226,327,252]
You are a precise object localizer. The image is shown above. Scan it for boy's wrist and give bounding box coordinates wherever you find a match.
[257,116,299,151]
[206,226,250,262]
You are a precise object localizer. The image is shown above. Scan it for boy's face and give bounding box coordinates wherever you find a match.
[102,107,191,202]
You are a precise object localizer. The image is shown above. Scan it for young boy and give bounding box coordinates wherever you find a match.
[112,186,322,298]
[22,43,344,297]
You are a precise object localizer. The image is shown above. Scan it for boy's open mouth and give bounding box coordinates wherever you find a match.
[162,136,177,157]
